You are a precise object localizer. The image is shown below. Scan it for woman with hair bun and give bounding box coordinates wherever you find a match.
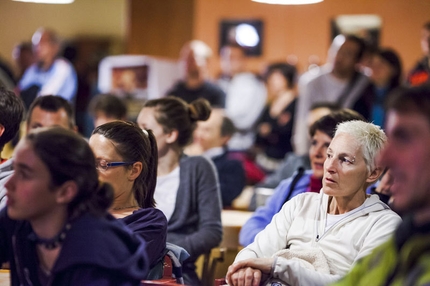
[137,97,223,285]
[1,127,148,286]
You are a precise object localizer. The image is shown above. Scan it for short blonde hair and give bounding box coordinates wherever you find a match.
[335,120,386,172]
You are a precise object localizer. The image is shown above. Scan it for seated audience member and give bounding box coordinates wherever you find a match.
[227,120,401,286]
[89,121,167,270]
[353,48,402,126]
[406,21,430,86]
[192,109,246,208]
[240,109,365,246]
[217,44,267,151]
[89,93,128,128]
[294,35,369,155]
[254,63,298,173]
[252,102,339,193]
[369,169,393,205]
[12,42,35,82]
[137,97,222,285]
[0,88,24,205]
[0,95,73,209]
[1,127,148,285]
[26,95,77,132]
[18,28,77,108]
[0,55,15,89]
[166,40,226,108]
[331,86,430,285]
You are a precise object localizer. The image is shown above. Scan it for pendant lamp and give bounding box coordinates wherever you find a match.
[13,0,74,4]
[252,0,323,5]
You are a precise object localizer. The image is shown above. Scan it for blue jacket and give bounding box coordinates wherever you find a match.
[239,169,313,246]
[0,208,148,286]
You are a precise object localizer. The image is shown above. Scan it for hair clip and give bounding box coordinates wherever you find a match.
[141,129,148,136]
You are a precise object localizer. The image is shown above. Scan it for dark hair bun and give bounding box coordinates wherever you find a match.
[89,182,114,214]
[188,98,211,122]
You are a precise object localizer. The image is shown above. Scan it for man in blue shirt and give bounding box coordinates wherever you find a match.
[18,28,77,107]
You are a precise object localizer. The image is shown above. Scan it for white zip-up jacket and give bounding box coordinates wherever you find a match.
[235,192,402,286]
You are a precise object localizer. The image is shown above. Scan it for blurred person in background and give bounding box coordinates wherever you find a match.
[407,21,430,86]
[166,40,225,108]
[89,93,127,128]
[192,109,246,208]
[254,62,297,173]
[217,44,266,152]
[18,28,77,108]
[353,48,402,126]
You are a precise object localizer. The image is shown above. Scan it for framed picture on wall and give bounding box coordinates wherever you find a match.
[331,14,382,48]
[219,19,264,57]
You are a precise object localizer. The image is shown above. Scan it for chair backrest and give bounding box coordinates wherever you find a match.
[145,243,189,284]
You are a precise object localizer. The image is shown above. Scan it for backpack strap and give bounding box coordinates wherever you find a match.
[281,167,305,210]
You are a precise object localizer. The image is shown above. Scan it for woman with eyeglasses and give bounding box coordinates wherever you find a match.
[1,127,148,285]
[89,121,167,271]
[137,97,222,285]
[226,121,402,286]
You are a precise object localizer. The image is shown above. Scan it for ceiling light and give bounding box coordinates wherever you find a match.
[13,0,74,4]
[252,0,323,5]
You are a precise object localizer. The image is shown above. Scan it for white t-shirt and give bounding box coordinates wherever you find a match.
[154,166,180,221]
[325,212,349,232]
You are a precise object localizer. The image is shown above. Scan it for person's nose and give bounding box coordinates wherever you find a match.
[4,173,16,193]
[324,156,336,174]
[315,145,325,158]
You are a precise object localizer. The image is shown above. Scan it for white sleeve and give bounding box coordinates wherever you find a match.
[271,256,341,286]
[235,195,298,262]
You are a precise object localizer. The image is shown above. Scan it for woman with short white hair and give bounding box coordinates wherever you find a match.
[226,120,402,286]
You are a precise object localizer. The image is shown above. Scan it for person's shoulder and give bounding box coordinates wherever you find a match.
[181,154,213,167]
[57,213,148,281]
[213,154,243,170]
[290,191,320,204]
[64,213,145,256]
[232,72,263,83]
[129,208,167,224]
[54,58,74,69]
[307,68,332,84]
[202,81,226,95]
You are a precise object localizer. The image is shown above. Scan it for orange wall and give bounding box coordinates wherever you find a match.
[127,0,194,58]
[194,0,430,78]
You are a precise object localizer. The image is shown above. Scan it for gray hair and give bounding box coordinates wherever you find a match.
[335,120,386,172]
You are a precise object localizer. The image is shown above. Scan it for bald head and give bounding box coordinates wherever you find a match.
[32,27,61,69]
[180,40,212,80]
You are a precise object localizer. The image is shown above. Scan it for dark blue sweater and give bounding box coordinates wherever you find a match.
[0,208,148,286]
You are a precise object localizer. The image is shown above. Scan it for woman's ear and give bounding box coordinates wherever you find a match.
[56,181,78,205]
[128,162,142,181]
[366,166,383,184]
[166,129,179,144]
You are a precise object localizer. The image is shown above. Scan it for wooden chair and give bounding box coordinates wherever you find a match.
[214,278,227,286]
[144,243,188,285]
[200,248,226,286]
[142,255,182,285]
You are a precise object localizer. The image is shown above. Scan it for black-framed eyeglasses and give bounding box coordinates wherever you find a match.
[95,159,135,171]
